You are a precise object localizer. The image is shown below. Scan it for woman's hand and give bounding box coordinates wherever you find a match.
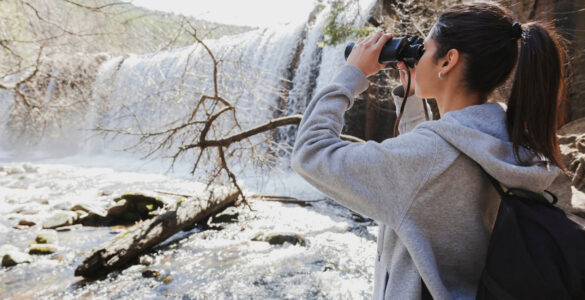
[397,61,415,96]
[346,32,393,77]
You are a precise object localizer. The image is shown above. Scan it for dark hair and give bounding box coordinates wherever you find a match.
[432,2,568,170]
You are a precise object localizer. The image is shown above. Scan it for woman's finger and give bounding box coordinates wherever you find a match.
[375,33,393,48]
[365,32,383,45]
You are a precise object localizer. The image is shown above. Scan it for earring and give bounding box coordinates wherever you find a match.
[438,71,444,80]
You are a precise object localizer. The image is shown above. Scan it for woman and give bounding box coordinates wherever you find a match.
[291,2,567,299]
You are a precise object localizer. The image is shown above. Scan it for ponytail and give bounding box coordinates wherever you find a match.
[506,22,568,170]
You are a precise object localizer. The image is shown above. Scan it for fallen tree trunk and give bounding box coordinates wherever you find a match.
[75,187,239,278]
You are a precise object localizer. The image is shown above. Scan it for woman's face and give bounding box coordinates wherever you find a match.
[413,33,443,99]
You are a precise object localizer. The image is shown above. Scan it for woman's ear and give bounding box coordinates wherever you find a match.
[440,48,460,76]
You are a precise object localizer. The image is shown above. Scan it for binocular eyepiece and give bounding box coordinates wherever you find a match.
[344,36,424,68]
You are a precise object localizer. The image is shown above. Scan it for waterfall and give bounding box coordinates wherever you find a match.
[0,0,378,167]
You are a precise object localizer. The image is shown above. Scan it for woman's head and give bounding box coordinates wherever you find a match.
[431,2,520,96]
[414,1,568,169]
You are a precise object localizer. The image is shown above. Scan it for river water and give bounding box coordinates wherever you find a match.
[0,157,377,299]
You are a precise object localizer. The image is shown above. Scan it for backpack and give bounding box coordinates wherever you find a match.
[475,166,585,300]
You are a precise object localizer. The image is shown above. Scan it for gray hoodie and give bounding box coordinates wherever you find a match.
[291,65,561,299]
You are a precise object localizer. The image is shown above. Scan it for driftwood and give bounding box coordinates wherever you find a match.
[75,188,239,278]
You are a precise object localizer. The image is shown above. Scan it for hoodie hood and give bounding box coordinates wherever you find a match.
[417,102,561,192]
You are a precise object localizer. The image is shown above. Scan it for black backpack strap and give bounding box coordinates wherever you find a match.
[473,161,557,205]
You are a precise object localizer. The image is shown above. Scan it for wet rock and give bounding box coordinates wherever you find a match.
[71,203,107,217]
[103,194,164,225]
[253,232,307,246]
[55,224,82,232]
[107,199,127,217]
[162,276,173,284]
[2,251,32,267]
[122,211,141,223]
[35,230,59,244]
[210,207,239,224]
[142,269,160,278]
[79,214,113,227]
[75,210,89,220]
[351,212,373,223]
[42,210,78,229]
[18,219,36,227]
[29,244,58,255]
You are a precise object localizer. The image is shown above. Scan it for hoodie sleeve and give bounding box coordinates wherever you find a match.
[291,65,438,228]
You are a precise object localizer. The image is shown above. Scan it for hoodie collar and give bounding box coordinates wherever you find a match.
[417,102,561,192]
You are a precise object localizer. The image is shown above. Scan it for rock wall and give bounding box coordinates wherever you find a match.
[504,0,585,123]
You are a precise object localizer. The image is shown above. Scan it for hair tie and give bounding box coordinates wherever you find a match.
[511,22,523,39]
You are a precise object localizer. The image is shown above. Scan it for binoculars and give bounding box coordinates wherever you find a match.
[344,36,424,68]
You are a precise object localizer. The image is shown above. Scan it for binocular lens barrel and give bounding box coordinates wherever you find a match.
[344,36,424,68]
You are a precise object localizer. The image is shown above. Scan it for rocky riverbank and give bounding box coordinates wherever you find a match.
[0,161,376,299]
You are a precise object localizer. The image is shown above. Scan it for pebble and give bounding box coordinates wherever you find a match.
[252,232,307,246]
[55,224,82,232]
[29,244,58,255]
[18,219,36,226]
[142,269,160,278]
[35,230,59,244]
[162,276,173,284]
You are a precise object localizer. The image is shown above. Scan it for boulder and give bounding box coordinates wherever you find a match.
[106,199,127,217]
[28,244,58,255]
[71,203,107,217]
[2,251,32,267]
[35,230,59,244]
[75,210,89,220]
[210,207,239,224]
[42,211,78,229]
[104,194,165,225]
[252,232,306,246]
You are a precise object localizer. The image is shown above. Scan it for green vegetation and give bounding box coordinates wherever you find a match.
[318,0,378,47]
